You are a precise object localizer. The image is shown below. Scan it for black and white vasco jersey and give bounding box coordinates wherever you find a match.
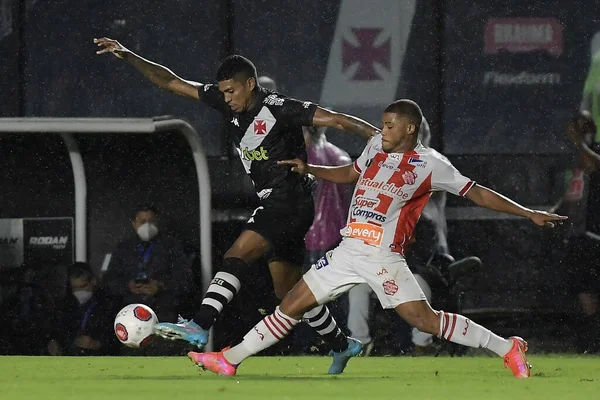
[199,84,317,205]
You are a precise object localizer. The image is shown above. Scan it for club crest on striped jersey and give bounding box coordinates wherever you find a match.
[402,170,417,185]
[382,279,398,295]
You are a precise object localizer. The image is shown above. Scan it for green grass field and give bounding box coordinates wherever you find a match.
[1,355,599,400]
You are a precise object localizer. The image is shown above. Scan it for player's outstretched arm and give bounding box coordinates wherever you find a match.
[312,107,380,139]
[465,184,567,228]
[94,37,201,99]
[278,158,359,184]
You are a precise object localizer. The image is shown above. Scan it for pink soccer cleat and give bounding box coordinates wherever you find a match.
[188,348,237,376]
[503,336,531,378]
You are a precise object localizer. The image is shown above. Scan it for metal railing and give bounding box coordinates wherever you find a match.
[0,116,214,350]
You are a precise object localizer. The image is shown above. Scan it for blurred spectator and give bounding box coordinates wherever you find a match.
[0,268,23,354]
[102,204,193,325]
[7,262,70,355]
[49,262,119,356]
[581,33,600,144]
[303,124,352,265]
[257,76,277,92]
[553,111,600,353]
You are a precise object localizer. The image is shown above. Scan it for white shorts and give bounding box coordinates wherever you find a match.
[303,238,427,309]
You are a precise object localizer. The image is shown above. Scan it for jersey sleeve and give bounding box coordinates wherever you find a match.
[353,135,380,173]
[431,156,476,197]
[198,84,229,113]
[277,97,318,127]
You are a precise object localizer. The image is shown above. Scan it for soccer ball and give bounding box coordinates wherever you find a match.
[114,304,158,348]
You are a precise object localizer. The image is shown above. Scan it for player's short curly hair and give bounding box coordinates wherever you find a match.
[217,55,258,84]
[385,99,423,129]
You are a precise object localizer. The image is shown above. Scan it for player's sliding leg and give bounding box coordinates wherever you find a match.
[188,305,302,376]
[188,278,316,376]
[394,300,531,378]
[358,252,530,379]
[154,231,269,348]
[269,259,359,373]
[188,278,360,376]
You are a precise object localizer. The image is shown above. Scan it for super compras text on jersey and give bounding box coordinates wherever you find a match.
[344,135,475,254]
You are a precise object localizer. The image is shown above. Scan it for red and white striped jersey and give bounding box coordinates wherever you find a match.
[342,134,475,255]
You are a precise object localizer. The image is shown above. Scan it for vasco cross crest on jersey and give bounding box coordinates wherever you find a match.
[254,120,267,135]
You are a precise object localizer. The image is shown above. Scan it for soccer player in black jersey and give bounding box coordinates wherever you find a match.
[95,37,378,373]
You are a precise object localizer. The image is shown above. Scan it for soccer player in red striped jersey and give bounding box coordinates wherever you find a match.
[189,99,567,378]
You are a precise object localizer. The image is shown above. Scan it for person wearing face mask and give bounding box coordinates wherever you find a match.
[49,262,118,356]
[552,111,600,353]
[102,205,194,349]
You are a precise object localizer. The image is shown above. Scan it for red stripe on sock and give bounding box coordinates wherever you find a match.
[276,308,295,328]
[441,313,450,338]
[271,313,291,333]
[274,311,293,330]
[446,313,458,340]
[267,315,286,338]
[263,316,282,340]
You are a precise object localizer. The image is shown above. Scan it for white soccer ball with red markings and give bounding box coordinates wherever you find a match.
[114,304,158,348]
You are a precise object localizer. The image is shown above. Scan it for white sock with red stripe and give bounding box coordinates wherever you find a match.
[223,306,300,365]
[438,311,513,357]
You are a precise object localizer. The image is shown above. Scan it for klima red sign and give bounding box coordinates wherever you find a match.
[484,18,563,55]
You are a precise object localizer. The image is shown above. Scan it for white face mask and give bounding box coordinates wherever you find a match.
[73,290,93,305]
[137,223,159,241]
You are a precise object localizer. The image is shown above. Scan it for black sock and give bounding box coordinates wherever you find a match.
[303,305,348,353]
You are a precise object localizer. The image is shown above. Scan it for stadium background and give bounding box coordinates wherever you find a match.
[1,0,599,348]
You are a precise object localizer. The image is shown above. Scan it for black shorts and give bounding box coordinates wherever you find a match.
[566,235,600,293]
[245,196,315,265]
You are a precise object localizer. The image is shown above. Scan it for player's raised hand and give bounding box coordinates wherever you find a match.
[93,37,129,59]
[528,210,568,228]
[278,158,309,175]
